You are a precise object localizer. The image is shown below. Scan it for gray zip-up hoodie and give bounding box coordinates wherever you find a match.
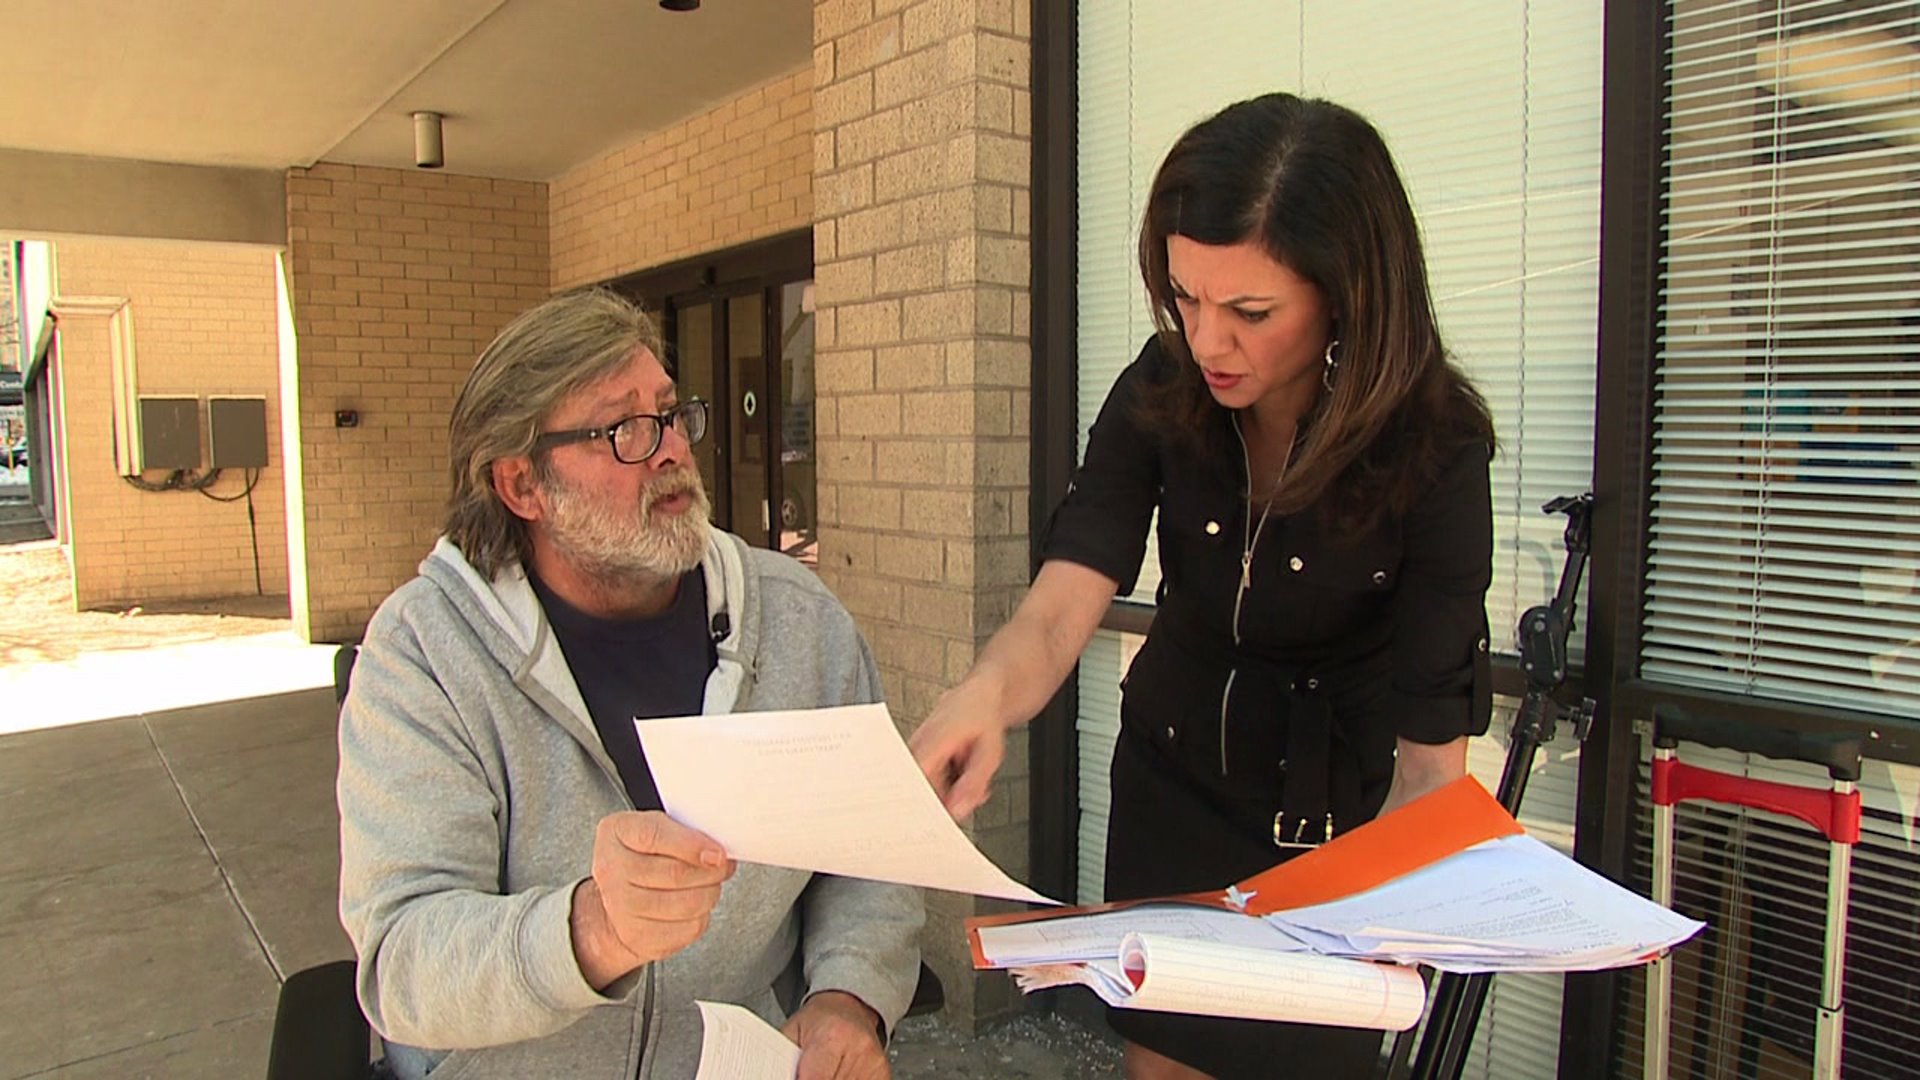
[337,531,924,1080]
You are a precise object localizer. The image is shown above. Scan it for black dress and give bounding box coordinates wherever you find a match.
[1042,339,1494,1079]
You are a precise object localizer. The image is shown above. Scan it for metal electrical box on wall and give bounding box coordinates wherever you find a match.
[135,396,201,471]
[208,396,269,469]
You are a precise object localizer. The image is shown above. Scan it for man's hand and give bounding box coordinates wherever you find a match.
[782,991,889,1080]
[907,681,1007,821]
[1378,736,1469,817]
[570,811,734,990]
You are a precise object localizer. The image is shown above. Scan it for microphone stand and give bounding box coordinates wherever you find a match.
[1383,493,1595,1080]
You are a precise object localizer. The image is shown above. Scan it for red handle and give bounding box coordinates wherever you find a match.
[1652,758,1861,845]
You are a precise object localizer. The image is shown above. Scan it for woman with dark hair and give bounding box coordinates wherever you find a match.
[911,93,1496,1079]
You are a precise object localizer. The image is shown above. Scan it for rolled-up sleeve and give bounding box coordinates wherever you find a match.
[1039,340,1165,595]
[1389,439,1496,744]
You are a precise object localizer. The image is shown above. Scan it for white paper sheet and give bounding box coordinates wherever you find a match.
[636,703,1058,904]
[1012,959,1137,1000]
[977,902,1306,968]
[692,1001,799,1080]
[1268,834,1704,973]
[1011,934,1426,1031]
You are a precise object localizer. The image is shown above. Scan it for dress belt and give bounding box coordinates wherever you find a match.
[1275,678,1332,848]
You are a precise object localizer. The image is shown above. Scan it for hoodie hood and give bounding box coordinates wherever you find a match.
[418,528,761,733]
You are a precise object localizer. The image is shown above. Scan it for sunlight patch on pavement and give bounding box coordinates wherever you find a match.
[0,630,337,735]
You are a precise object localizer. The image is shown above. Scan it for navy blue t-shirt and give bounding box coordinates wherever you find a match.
[529,570,717,811]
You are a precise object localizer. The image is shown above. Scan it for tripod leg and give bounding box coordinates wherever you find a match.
[1407,732,1544,1080]
[1411,973,1495,1080]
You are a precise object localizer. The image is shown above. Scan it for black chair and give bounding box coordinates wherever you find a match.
[265,960,370,1080]
[267,646,944,1079]
[265,960,945,1080]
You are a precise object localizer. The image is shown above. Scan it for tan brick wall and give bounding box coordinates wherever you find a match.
[284,163,548,642]
[550,68,814,289]
[52,240,289,609]
[809,0,1032,1029]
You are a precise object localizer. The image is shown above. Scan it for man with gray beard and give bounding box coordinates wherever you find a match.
[336,289,922,1080]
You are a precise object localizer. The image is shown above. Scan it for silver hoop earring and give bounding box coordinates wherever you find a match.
[1322,339,1341,392]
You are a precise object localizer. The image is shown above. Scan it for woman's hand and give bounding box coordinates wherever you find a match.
[908,561,1118,820]
[909,680,1009,820]
[1378,735,1469,817]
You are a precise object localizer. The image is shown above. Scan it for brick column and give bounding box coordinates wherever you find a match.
[810,0,1032,1029]
[284,164,548,643]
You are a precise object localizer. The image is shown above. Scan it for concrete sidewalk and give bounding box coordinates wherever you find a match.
[0,690,342,1078]
[0,664,1121,1078]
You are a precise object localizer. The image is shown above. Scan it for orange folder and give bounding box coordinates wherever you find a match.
[967,775,1523,968]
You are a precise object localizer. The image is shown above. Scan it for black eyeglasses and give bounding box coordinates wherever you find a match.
[533,399,710,464]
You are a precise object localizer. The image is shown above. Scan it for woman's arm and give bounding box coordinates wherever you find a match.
[1379,439,1496,816]
[909,559,1119,817]
[912,344,1166,818]
[1380,735,1470,816]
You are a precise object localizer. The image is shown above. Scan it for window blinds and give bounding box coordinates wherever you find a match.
[1642,0,1920,716]
[1628,4,1920,1076]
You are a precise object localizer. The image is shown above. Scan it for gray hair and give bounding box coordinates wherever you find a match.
[444,288,666,578]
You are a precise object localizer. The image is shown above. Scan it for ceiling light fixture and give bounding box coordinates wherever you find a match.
[413,111,445,169]
[660,0,700,10]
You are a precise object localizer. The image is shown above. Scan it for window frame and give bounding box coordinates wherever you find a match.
[1024,1,1920,1076]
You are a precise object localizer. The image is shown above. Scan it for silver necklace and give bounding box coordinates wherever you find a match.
[1231,416,1296,642]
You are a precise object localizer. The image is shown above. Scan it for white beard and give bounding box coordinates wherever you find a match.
[542,466,711,585]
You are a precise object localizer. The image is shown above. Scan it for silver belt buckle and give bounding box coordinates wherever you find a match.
[1273,812,1331,850]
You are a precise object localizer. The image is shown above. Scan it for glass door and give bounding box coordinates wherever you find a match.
[775,280,816,566]
[673,299,721,507]
[611,232,814,562]
[655,268,814,565]
[726,292,770,548]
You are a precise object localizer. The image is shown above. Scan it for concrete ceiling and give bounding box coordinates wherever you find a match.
[0,0,811,181]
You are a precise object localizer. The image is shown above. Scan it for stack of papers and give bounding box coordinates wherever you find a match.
[1262,833,1703,974]
[969,777,1703,1029]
